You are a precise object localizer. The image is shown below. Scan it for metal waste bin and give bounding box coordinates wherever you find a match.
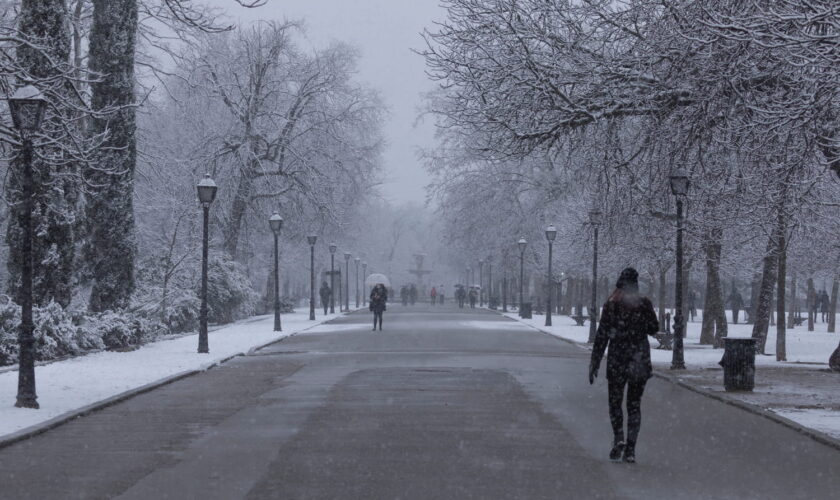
[519,302,532,319]
[719,337,756,391]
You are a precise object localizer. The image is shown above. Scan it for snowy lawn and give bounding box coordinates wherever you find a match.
[0,310,347,439]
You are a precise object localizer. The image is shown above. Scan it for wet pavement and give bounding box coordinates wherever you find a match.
[1,305,839,499]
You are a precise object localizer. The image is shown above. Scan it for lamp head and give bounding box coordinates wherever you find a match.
[545,225,557,242]
[196,174,218,206]
[269,212,283,235]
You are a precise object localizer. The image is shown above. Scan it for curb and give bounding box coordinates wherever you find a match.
[0,314,347,450]
[496,310,840,453]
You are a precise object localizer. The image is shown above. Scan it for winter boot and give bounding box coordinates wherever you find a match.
[622,443,636,463]
[609,440,625,461]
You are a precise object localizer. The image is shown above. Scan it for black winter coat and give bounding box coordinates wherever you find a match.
[590,295,659,382]
[370,286,388,313]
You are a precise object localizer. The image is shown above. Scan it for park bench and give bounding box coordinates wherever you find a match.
[571,315,587,326]
[655,332,674,350]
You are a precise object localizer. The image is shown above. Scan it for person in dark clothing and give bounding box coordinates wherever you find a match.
[400,286,409,306]
[319,281,331,316]
[820,290,831,323]
[589,268,659,464]
[409,284,417,306]
[456,286,466,308]
[439,285,445,305]
[727,287,744,324]
[688,289,697,322]
[468,287,477,308]
[369,283,388,331]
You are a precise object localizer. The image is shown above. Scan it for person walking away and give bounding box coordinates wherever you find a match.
[409,284,417,306]
[727,286,744,324]
[688,289,697,322]
[589,268,659,464]
[456,286,466,308]
[468,287,477,309]
[319,281,331,316]
[370,283,388,331]
[820,290,830,323]
[439,285,445,305]
[430,287,437,306]
[400,285,409,307]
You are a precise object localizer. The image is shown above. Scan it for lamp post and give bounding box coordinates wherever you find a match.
[307,235,317,320]
[196,174,218,354]
[545,225,557,327]
[479,259,484,307]
[9,85,47,409]
[344,252,351,312]
[670,169,690,370]
[354,257,360,308]
[487,258,493,308]
[362,262,367,306]
[269,212,283,331]
[518,238,527,315]
[588,210,603,343]
[329,243,337,313]
[502,252,508,313]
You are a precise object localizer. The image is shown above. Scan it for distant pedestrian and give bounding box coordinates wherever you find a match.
[439,285,445,305]
[370,283,388,331]
[688,290,697,322]
[589,267,659,464]
[820,290,831,323]
[409,284,417,306]
[319,281,332,316]
[456,286,466,308]
[468,287,477,308]
[727,287,743,324]
[400,285,409,307]
[430,287,437,306]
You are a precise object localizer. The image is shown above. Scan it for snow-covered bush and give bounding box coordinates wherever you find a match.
[0,296,20,365]
[85,312,166,351]
[204,255,259,324]
[33,301,88,360]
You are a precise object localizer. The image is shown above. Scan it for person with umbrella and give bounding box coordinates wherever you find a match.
[370,282,388,331]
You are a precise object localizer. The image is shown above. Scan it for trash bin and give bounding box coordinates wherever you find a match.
[520,302,532,319]
[719,337,756,391]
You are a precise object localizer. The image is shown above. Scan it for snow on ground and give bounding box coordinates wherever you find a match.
[0,310,347,439]
[502,308,840,441]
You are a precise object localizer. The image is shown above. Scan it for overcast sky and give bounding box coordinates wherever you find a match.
[204,0,443,205]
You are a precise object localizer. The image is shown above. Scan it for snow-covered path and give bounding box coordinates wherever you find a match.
[0,311,345,439]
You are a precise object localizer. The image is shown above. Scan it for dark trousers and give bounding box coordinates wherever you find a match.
[323,303,328,315]
[608,377,647,447]
[732,309,740,324]
[373,311,383,330]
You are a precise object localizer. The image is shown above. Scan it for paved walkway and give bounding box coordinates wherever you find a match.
[1,305,839,499]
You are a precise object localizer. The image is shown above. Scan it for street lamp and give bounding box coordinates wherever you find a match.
[307,235,317,320]
[362,261,368,306]
[269,212,283,332]
[518,238,527,316]
[479,259,485,307]
[670,169,690,370]
[588,210,603,343]
[487,257,493,308]
[196,174,218,354]
[9,85,47,409]
[344,252,351,312]
[354,257,361,308]
[545,225,557,327]
[329,243,337,313]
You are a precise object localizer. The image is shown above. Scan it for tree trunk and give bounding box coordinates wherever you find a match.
[807,277,816,332]
[829,278,838,333]
[752,232,780,355]
[748,273,760,324]
[787,273,796,329]
[85,0,138,312]
[776,228,787,362]
[700,229,726,346]
[658,268,666,332]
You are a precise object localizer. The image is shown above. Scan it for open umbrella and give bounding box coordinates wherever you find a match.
[365,273,391,287]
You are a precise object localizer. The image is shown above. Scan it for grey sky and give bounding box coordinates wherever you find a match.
[205,0,443,204]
